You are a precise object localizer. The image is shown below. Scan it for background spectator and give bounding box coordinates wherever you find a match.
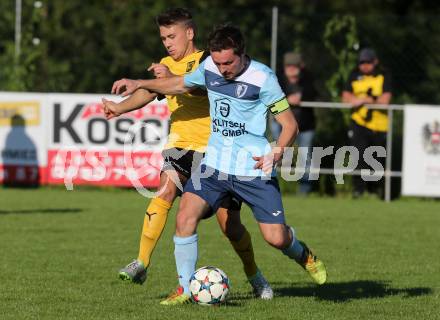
[280,52,318,195]
[342,48,392,198]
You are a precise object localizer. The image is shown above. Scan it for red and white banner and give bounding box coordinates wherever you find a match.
[47,149,163,187]
[0,92,170,188]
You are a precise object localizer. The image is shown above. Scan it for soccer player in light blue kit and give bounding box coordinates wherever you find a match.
[112,24,327,305]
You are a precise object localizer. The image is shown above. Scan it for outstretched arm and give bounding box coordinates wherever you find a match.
[102,89,157,120]
[112,76,190,97]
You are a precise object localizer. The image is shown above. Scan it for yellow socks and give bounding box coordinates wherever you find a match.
[229,229,258,278]
[137,197,172,268]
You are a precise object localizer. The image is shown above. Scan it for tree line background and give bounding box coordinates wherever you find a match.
[1,0,439,101]
[1,0,439,195]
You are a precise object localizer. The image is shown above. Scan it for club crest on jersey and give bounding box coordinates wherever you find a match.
[186,60,195,72]
[235,84,248,98]
[214,98,231,118]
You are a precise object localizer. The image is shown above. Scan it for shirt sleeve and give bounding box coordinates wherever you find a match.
[260,71,289,115]
[183,60,206,88]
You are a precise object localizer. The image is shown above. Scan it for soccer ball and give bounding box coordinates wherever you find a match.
[189,266,230,306]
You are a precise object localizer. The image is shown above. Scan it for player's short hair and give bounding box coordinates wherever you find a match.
[207,24,245,56]
[155,8,196,33]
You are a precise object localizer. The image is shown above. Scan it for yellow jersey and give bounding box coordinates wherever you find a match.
[345,69,392,132]
[159,51,210,151]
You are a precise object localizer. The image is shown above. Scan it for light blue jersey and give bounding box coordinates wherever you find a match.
[184,56,288,176]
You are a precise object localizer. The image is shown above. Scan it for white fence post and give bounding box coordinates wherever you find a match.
[385,107,394,202]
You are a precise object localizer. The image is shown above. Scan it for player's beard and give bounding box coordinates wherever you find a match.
[223,72,234,80]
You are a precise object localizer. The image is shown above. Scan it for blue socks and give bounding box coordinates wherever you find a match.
[281,226,305,263]
[174,233,198,295]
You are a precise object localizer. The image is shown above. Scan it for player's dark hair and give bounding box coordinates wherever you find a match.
[155,8,196,33]
[207,24,245,55]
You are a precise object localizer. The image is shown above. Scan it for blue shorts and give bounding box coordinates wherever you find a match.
[183,165,285,224]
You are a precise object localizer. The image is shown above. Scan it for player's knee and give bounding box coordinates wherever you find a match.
[158,183,179,203]
[263,232,289,249]
[175,211,198,235]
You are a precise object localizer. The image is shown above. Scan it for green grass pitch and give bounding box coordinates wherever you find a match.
[0,187,439,319]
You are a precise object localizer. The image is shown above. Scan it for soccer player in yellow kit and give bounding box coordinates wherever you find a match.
[103,8,273,299]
